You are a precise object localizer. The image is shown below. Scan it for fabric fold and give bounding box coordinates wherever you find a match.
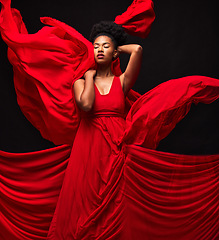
[122,76,219,149]
[0,145,71,240]
[1,0,219,239]
[115,0,155,38]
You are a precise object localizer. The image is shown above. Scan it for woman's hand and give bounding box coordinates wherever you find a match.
[84,69,96,79]
[114,46,122,59]
[116,46,123,57]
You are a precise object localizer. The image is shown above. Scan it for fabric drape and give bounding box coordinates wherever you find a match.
[0,0,218,239]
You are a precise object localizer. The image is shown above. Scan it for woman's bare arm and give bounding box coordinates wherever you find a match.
[117,44,143,95]
[73,70,96,112]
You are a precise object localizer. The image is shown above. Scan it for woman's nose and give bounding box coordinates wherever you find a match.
[98,46,104,52]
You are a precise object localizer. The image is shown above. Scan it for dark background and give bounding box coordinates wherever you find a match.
[0,0,218,154]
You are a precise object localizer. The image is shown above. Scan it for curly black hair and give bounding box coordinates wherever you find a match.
[89,21,127,48]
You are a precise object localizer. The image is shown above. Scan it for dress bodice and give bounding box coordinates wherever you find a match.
[91,75,125,117]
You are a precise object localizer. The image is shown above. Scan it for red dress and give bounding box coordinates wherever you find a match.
[0,1,219,239]
[48,76,127,239]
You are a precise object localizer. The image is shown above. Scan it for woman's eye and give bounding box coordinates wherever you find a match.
[104,45,109,48]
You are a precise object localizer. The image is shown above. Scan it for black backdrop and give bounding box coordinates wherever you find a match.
[0,0,218,154]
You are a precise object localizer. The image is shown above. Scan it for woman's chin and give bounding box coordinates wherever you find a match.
[95,58,112,65]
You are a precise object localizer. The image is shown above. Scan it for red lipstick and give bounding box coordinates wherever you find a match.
[97,54,104,59]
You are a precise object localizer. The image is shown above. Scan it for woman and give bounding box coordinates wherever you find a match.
[48,21,144,239]
[0,0,219,239]
[74,21,142,110]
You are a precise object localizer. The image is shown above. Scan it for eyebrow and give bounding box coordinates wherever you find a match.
[94,42,111,45]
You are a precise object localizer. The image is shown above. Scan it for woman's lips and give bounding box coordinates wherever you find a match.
[97,54,104,59]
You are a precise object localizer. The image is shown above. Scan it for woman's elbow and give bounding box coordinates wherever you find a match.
[135,45,143,54]
[82,105,92,112]
[80,101,93,112]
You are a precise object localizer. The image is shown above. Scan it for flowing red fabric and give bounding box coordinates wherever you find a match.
[115,0,155,38]
[0,145,71,240]
[0,0,145,146]
[0,5,95,145]
[1,1,219,239]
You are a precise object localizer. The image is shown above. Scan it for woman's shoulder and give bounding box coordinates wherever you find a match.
[73,78,85,87]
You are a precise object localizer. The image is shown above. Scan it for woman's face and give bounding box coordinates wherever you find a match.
[93,35,117,65]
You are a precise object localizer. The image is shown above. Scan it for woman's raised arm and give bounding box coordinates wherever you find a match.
[73,70,96,112]
[118,44,143,95]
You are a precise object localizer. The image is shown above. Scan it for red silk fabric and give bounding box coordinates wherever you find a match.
[0,3,145,146]
[115,0,155,38]
[0,6,95,145]
[1,75,219,240]
[0,145,71,240]
[123,145,219,240]
[1,0,219,239]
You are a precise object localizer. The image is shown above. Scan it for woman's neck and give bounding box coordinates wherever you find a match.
[96,65,113,78]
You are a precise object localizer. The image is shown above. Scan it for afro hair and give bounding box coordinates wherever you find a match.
[89,21,127,48]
